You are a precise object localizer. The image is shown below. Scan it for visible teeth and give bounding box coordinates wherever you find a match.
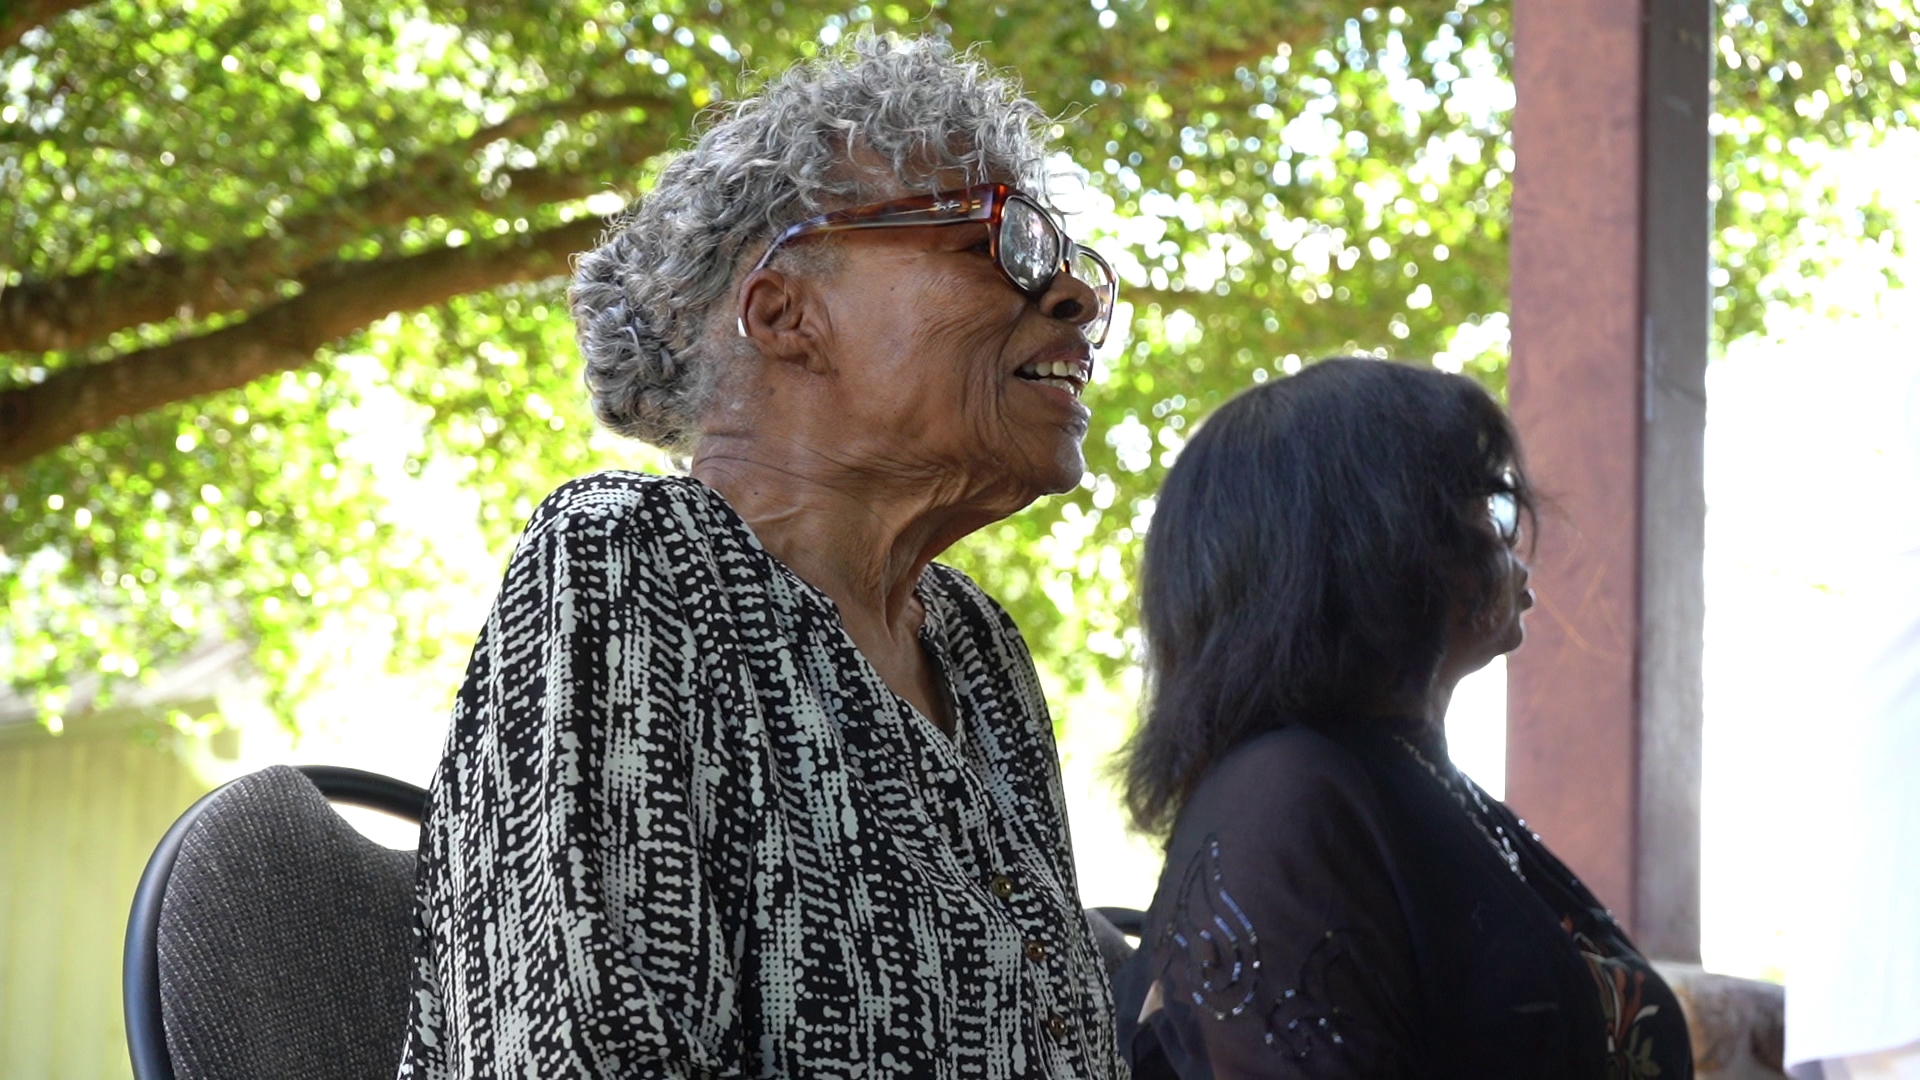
[1021,360,1082,379]
[1035,376,1080,397]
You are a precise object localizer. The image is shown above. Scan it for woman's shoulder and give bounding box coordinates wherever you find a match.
[1173,725,1397,855]
[1196,725,1383,808]
[499,471,754,600]
[515,471,755,559]
[525,470,711,535]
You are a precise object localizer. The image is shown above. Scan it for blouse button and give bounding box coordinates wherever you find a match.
[1024,939,1048,963]
[1046,1015,1069,1039]
[990,874,1017,900]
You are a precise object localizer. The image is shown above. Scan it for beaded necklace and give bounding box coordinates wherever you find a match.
[1393,734,1525,882]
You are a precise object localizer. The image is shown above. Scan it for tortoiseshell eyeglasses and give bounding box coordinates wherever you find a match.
[747,183,1120,346]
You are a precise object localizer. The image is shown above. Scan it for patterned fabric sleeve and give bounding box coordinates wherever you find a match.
[400,479,747,1080]
[1142,733,1421,1080]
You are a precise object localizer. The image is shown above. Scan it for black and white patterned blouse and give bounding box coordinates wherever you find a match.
[397,471,1121,1079]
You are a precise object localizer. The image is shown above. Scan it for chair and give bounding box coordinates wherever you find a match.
[124,764,428,1080]
[1086,906,1146,982]
[1092,906,1145,938]
[126,766,1147,1075]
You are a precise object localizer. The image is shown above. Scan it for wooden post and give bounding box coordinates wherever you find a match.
[1506,0,1712,961]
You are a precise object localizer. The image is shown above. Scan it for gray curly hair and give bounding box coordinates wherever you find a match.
[570,33,1056,453]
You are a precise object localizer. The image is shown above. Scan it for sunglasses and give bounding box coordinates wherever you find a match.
[746,183,1119,346]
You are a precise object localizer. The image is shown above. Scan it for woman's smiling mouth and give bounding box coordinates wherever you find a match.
[1014,352,1091,398]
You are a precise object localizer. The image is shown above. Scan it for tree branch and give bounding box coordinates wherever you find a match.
[0,100,671,354]
[0,217,607,469]
[462,89,675,154]
[0,0,93,51]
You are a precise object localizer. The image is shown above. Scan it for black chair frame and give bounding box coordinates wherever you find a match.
[123,765,428,1080]
[1094,905,1146,939]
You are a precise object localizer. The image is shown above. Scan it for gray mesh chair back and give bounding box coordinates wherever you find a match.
[124,764,426,1080]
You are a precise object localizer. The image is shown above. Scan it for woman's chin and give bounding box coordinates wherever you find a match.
[1501,615,1528,655]
[1006,436,1085,497]
[1039,451,1086,496]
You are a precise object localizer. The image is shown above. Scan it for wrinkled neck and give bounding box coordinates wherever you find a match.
[689,441,991,633]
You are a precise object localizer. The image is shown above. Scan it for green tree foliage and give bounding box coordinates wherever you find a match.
[1,0,1915,726]
[1714,1,1919,339]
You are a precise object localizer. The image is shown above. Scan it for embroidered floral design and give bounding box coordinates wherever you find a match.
[1161,837,1384,1066]
[1163,838,1262,1022]
[1565,918,1666,1080]
[1260,930,1357,1060]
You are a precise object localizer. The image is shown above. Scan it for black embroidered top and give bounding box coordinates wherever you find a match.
[1115,722,1692,1080]
[397,472,1122,1079]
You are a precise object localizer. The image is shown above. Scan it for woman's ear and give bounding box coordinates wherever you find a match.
[736,268,832,373]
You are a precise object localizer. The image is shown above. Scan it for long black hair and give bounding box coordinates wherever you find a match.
[1121,358,1535,835]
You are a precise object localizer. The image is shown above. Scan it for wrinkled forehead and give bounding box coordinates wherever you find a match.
[820,136,1046,211]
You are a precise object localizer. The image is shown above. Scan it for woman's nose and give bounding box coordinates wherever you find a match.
[1039,271,1101,329]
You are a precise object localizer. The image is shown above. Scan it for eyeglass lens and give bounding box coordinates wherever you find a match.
[1488,490,1519,542]
[1069,247,1106,286]
[1000,197,1060,292]
[999,195,1116,344]
[1071,249,1115,344]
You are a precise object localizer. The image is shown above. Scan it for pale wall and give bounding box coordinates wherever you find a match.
[0,715,210,1079]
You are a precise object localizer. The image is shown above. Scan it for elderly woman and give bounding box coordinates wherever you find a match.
[1114,359,1692,1079]
[397,36,1123,1079]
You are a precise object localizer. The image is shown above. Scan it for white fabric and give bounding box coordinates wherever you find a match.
[1785,358,1920,1066]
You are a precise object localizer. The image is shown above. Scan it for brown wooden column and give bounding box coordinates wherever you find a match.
[1507,0,1712,961]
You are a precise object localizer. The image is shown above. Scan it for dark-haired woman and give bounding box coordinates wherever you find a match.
[1114,358,1692,1079]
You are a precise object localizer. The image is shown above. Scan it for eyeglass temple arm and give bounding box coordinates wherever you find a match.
[748,202,996,276]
